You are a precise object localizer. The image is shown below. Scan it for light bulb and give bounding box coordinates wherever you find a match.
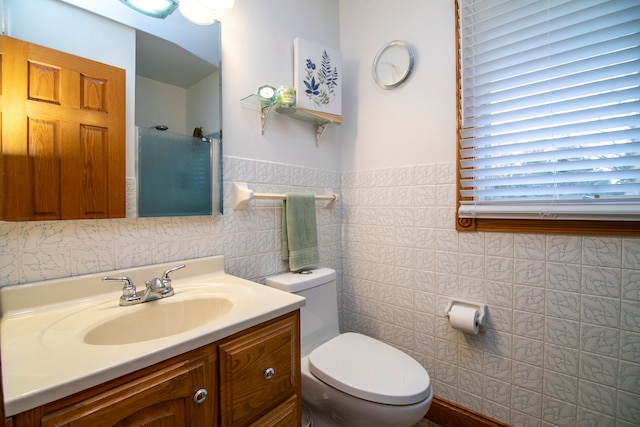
[178,0,218,25]
[197,0,234,11]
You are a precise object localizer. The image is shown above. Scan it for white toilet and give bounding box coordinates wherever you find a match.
[266,268,433,427]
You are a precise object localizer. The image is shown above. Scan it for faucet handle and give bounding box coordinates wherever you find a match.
[103,276,135,291]
[162,264,186,281]
[102,276,141,305]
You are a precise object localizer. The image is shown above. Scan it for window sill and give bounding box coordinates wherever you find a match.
[456,217,640,236]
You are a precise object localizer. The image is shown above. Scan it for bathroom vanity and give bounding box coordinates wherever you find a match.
[0,256,304,426]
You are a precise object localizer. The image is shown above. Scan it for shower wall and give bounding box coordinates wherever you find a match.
[137,127,214,217]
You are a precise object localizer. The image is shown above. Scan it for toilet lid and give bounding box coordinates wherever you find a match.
[308,332,431,405]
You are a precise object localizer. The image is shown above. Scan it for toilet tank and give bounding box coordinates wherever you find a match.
[266,268,339,357]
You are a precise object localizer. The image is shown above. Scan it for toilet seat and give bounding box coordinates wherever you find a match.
[308,332,431,406]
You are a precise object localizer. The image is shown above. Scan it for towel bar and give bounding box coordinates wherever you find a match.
[232,182,338,210]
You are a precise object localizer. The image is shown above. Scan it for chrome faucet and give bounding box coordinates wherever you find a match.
[103,264,186,306]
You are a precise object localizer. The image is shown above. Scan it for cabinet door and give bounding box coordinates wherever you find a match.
[13,349,217,427]
[219,312,301,427]
[0,35,125,221]
[248,395,299,427]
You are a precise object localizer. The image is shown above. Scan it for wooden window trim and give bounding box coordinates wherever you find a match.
[454,4,640,237]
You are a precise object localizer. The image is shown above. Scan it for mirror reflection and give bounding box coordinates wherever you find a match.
[134,29,222,217]
[1,0,222,219]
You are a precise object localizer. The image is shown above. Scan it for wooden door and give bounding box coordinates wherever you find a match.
[0,36,125,220]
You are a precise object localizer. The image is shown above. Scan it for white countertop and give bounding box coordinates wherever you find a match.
[0,256,305,417]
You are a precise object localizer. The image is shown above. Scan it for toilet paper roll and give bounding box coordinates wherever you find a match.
[448,304,480,335]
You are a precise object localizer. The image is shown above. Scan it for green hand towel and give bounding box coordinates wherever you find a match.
[282,193,319,271]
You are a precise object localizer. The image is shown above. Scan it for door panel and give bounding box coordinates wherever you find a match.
[1,35,125,220]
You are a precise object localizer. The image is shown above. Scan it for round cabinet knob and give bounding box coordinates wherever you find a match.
[193,388,208,404]
[264,367,275,380]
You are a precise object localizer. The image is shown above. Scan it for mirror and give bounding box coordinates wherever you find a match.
[1,0,222,218]
[134,29,222,217]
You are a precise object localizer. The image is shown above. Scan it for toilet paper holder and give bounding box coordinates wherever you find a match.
[444,298,487,327]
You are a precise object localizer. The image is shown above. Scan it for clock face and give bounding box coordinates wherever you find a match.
[373,41,414,89]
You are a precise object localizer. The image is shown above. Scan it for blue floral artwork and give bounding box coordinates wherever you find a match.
[294,38,342,116]
[303,51,339,107]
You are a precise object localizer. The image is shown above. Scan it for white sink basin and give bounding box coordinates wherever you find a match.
[0,255,306,417]
[40,282,249,351]
[83,296,234,345]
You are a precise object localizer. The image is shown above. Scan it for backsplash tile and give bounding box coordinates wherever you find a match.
[1,159,638,426]
[0,156,341,287]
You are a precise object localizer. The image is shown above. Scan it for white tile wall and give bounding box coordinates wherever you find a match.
[0,156,342,287]
[341,162,640,427]
[1,158,638,426]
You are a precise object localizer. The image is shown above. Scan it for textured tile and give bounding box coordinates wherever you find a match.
[545,343,579,377]
[545,317,580,348]
[512,336,544,367]
[485,232,514,257]
[623,269,640,301]
[512,360,543,392]
[622,301,640,334]
[9,159,640,427]
[617,389,640,425]
[514,234,546,261]
[514,285,545,314]
[582,236,622,268]
[546,234,582,263]
[511,386,542,418]
[546,262,581,292]
[485,256,514,282]
[514,259,546,286]
[543,371,578,403]
[542,396,576,426]
[484,376,511,406]
[580,352,618,387]
[0,252,19,287]
[577,408,615,427]
[21,247,70,282]
[513,310,545,340]
[582,325,620,358]
[582,266,621,298]
[618,360,640,394]
[622,237,640,270]
[546,289,580,321]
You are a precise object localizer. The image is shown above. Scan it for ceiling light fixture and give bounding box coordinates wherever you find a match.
[197,0,234,11]
[119,0,179,19]
[178,0,217,25]
[178,0,234,25]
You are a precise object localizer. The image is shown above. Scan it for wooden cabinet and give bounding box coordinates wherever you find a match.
[219,311,301,426]
[8,312,301,427]
[11,343,218,427]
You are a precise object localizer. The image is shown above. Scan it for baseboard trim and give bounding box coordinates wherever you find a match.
[425,396,511,427]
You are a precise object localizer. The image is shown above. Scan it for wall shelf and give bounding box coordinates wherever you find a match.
[240,94,341,142]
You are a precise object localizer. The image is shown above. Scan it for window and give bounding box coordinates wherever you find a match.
[457,0,640,234]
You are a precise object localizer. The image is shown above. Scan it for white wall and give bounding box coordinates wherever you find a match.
[187,71,221,137]
[59,0,221,65]
[136,76,188,134]
[339,0,457,171]
[220,0,342,171]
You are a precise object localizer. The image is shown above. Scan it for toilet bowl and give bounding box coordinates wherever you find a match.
[266,268,432,427]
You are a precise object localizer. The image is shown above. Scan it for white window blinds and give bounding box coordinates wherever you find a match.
[458,0,640,221]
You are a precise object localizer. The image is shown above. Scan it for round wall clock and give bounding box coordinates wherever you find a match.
[372,40,414,89]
